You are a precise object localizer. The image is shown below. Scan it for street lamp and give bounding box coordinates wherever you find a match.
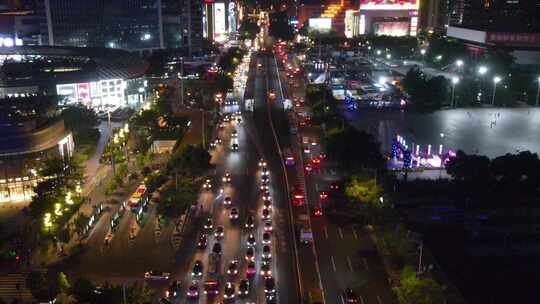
[455,59,463,74]
[379,76,387,85]
[451,77,459,108]
[420,49,426,63]
[492,76,501,105]
[386,54,391,60]
[535,76,540,107]
[478,66,488,103]
[376,50,382,56]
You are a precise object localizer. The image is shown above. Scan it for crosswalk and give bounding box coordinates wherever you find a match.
[0,272,36,302]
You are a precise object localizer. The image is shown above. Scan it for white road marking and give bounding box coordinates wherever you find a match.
[340,295,345,304]
[360,295,366,304]
[377,295,383,304]
[347,256,353,271]
[324,226,328,239]
[362,257,370,271]
[330,255,337,272]
[338,227,344,239]
[352,228,358,240]
[315,183,319,192]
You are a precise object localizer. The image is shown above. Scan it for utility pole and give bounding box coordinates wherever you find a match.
[201,110,206,149]
[418,240,424,274]
[180,57,184,108]
[122,283,127,304]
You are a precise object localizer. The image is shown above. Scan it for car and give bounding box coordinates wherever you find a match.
[245,215,255,229]
[222,173,232,183]
[224,282,236,300]
[344,288,359,303]
[203,280,219,296]
[313,207,323,216]
[305,164,313,173]
[264,277,276,296]
[223,115,230,122]
[144,270,170,280]
[262,208,271,220]
[226,260,239,276]
[261,175,270,183]
[165,280,181,298]
[263,199,272,210]
[203,179,212,190]
[260,181,269,191]
[204,218,213,230]
[238,279,250,297]
[214,226,224,238]
[292,190,305,206]
[245,247,255,261]
[264,221,273,232]
[262,245,272,260]
[212,242,222,255]
[247,234,256,247]
[229,207,239,220]
[224,196,232,207]
[330,181,340,191]
[257,63,263,69]
[232,130,238,138]
[192,260,203,277]
[186,282,199,299]
[261,166,270,177]
[268,90,276,99]
[319,151,327,159]
[231,143,239,151]
[311,157,321,166]
[262,190,271,201]
[258,158,267,167]
[303,146,311,154]
[262,232,271,245]
[209,141,217,149]
[246,261,257,277]
[319,191,328,200]
[197,233,208,249]
[260,262,272,278]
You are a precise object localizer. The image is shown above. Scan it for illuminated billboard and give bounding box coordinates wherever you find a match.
[360,0,418,10]
[214,2,227,42]
[57,79,126,109]
[344,10,356,38]
[309,18,332,31]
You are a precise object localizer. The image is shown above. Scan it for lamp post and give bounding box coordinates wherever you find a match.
[451,77,459,108]
[420,49,426,64]
[455,59,463,74]
[477,66,488,103]
[535,76,540,107]
[492,76,501,106]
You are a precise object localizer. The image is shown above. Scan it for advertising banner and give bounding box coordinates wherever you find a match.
[214,2,227,42]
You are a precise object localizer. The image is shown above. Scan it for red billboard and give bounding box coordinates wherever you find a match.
[486,32,540,47]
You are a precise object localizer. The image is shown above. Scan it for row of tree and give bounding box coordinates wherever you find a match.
[25,269,154,303]
[402,66,449,110]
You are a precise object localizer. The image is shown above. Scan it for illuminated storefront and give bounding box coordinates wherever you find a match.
[56,78,126,110]
[359,0,419,36]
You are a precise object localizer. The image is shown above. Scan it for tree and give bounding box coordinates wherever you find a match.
[324,127,385,173]
[345,176,382,204]
[239,18,260,40]
[394,265,446,304]
[57,272,71,294]
[445,150,491,182]
[71,277,96,303]
[127,281,154,304]
[426,76,448,107]
[168,145,213,176]
[156,179,198,219]
[61,104,99,133]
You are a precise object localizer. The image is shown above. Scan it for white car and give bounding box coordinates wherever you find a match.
[258,158,267,167]
[203,179,212,190]
[229,208,239,220]
[261,167,270,177]
[222,173,232,183]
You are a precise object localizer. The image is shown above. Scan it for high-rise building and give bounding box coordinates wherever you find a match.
[162,0,203,53]
[446,0,540,66]
[39,0,203,51]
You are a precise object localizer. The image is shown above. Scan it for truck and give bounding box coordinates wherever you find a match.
[298,214,313,244]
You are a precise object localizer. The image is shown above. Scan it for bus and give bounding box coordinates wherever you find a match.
[283,148,295,166]
[128,184,149,211]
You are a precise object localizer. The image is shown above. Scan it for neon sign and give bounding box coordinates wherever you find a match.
[360,0,418,10]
